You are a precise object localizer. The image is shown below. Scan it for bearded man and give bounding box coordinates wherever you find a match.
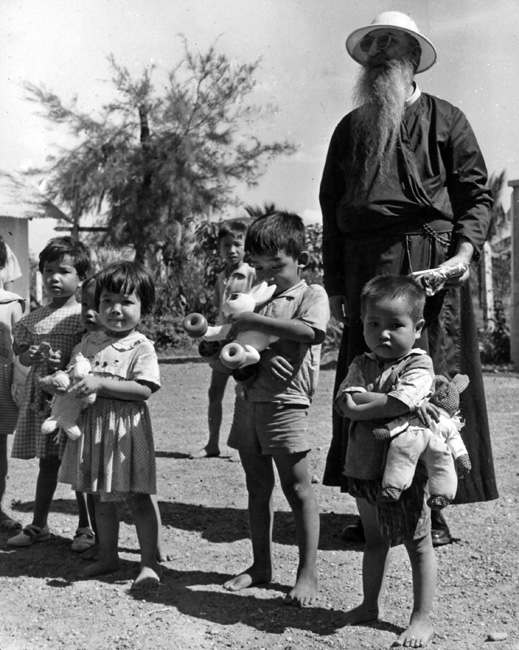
[320,11,498,546]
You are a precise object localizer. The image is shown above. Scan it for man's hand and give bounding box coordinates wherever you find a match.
[440,240,474,285]
[329,295,347,323]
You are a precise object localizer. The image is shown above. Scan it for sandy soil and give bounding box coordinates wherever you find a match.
[0,360,518,650]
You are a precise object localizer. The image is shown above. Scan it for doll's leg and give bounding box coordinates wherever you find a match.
[422,435,457,509]
[379,429,424,502]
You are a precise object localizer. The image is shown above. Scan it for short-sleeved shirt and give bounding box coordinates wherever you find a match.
[241,280,330,406]
[214,263,256,325]
[341,349,434,480]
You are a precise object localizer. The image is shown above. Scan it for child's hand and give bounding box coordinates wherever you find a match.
[334,391,357,418]
[48,350,62,371]
[415,400,441,427]
[227,312,261,339]
[27,345,43,364]
[69,375,102,398]
[261,351,294,382]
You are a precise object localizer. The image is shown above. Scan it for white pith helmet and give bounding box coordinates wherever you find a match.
[346,11,437,74]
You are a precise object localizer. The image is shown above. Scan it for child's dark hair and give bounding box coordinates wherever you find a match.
[95,261,155,316]
[0,236,7,270]
[38,236,91,279]
[360,274,426,322]
[74,273,98,303]
[218,218,251,240]
[245,211,305,259]
[81,274,98,293]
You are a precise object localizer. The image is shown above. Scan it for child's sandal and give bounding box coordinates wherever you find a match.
[71,527,95,552]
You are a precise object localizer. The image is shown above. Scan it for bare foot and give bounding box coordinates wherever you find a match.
[78,558,120,579]
[81,544,99,561]
[190,446,220,459]
[337,603,382,627]
[284,570,318,607]
[223,565,272,592]
[157,544,174,563]
[130,566,162,592]
[392,613,434,647]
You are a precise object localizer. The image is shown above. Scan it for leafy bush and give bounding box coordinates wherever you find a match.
[478,300,510,364]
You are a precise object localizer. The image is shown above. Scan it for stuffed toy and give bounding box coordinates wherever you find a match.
[30,341,62,416]
[182,282,277,375]
[39,352,95,441]
[374,374,472,510]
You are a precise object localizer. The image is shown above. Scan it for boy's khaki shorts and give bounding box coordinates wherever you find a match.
[228,396,310,456]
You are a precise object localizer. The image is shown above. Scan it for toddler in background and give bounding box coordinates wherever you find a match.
[191,218,255,459]
[59,261,162,590]
[8,237,91,547]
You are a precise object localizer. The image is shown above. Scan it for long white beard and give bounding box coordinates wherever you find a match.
[351,59,415,176]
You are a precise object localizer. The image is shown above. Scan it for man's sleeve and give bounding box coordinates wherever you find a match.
[444,106,493,258]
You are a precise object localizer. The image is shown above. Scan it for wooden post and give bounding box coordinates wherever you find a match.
[480,241,495,329]
[508,180,519,369]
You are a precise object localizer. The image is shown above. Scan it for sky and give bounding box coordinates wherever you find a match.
[1,0,519,254]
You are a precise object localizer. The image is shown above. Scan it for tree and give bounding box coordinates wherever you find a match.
[23,39,296,294]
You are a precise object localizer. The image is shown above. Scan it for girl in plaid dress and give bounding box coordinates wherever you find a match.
[58,262,161,590]
[7,237,91,547]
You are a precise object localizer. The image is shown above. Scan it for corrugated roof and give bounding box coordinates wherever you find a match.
[0,170,68,220]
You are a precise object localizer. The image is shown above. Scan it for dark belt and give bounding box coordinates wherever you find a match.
[344,218,453,242]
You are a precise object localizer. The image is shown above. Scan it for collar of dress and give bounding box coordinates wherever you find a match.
[88,330,148,351]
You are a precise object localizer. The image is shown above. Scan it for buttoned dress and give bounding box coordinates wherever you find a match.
[58,330,160,497]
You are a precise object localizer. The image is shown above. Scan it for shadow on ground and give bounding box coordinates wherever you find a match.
[10,498,362,552]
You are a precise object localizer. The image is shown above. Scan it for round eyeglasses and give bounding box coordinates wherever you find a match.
[359,34,402,53]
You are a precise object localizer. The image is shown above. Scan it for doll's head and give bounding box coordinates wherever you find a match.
[430,374,470,416]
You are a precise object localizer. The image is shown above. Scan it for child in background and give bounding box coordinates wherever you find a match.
[58,261,162,589]
[7,237,91,547]
[0,236,25,530]
[0,235,22,290]
[68,277,99,553]
[334,275,437,648]
[190,218,255,459]
[223,212,330,606]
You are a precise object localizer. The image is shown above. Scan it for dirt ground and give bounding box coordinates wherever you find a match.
[0,360,518,650]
